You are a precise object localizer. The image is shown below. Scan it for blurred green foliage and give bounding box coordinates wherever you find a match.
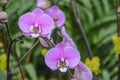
[0,0,118,80]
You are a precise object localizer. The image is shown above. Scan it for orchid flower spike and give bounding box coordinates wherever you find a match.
[73,61,93,80]
[45,43,80,72]
[18,8,54,38]
[45,5,66,28]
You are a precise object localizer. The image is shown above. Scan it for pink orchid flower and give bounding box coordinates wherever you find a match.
[37,0,50,9]
[18,8,54,38]
[45,5,66,28]
[45,43,80,72]
[73,61,93,80]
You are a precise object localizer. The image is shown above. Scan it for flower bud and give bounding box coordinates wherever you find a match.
[1,0,8,7]
[37,0,50,9]
[117,7,120,14]
[0,11,7,22]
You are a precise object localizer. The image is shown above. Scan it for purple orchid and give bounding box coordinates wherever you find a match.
[45,43,80,72]
[73,61,93,80]
[61,27,77,49]
[37,0,50,9]
[45,5,66,28]
[18,8,54,38]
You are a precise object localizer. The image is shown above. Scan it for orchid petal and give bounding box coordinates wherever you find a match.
[40,14,54,35]
[75,62,93,80]
[18,13,34,33]
[81,71,93,80]
[45,48,59,70]
[45,5,59,16]
[55,10,65,28]
[45,5,65,28]
[79,61,89,72]
[64,46,80,68]
[23,32,30,36]
[32,8,44,24]
[80,62,93,80]
[31,33,39,38]
[61,27,77,49]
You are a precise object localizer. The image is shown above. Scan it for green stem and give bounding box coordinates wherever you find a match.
[13,40,39,70]
[13,41,24,80]
[116,0,120,80]
[70,0,93,60]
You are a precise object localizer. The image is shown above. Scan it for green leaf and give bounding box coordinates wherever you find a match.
[50,78,57,80]
[25,64,37,80]
[92,23,116,46]
[79,0,92,9]
[102,70,110,80]
[101,0,110,14]
[91,0,103,17]
[89,13,116,29]
[38,76,45,80]
[0,71,6,80]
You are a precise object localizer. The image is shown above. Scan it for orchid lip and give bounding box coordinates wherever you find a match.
[57,58,69,72]
[53,16,58,21]
[30,23,41,38]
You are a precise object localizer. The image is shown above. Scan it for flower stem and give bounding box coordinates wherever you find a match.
[13,40,39,70]
[1,24,7,53]
[70,0,93,60]
[4,22,12,41]
[7,35,24,80]
[7,40,13,80]
[67,69,73,79]
[13,41,24,80]
[41,37,55,47]
[70,0,97,79]
[2,1,16,79]
[26,40,35,63]
[116,0,120,80]
[118,55,120,80]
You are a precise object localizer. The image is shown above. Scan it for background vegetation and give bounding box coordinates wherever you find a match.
[0,0,117,80]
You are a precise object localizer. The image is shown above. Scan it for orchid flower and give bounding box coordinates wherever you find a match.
[45,43,80,72]
[18,8,54,38]
[37,0,50,9]
[45,5,65,28]
[73,61,93,80]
